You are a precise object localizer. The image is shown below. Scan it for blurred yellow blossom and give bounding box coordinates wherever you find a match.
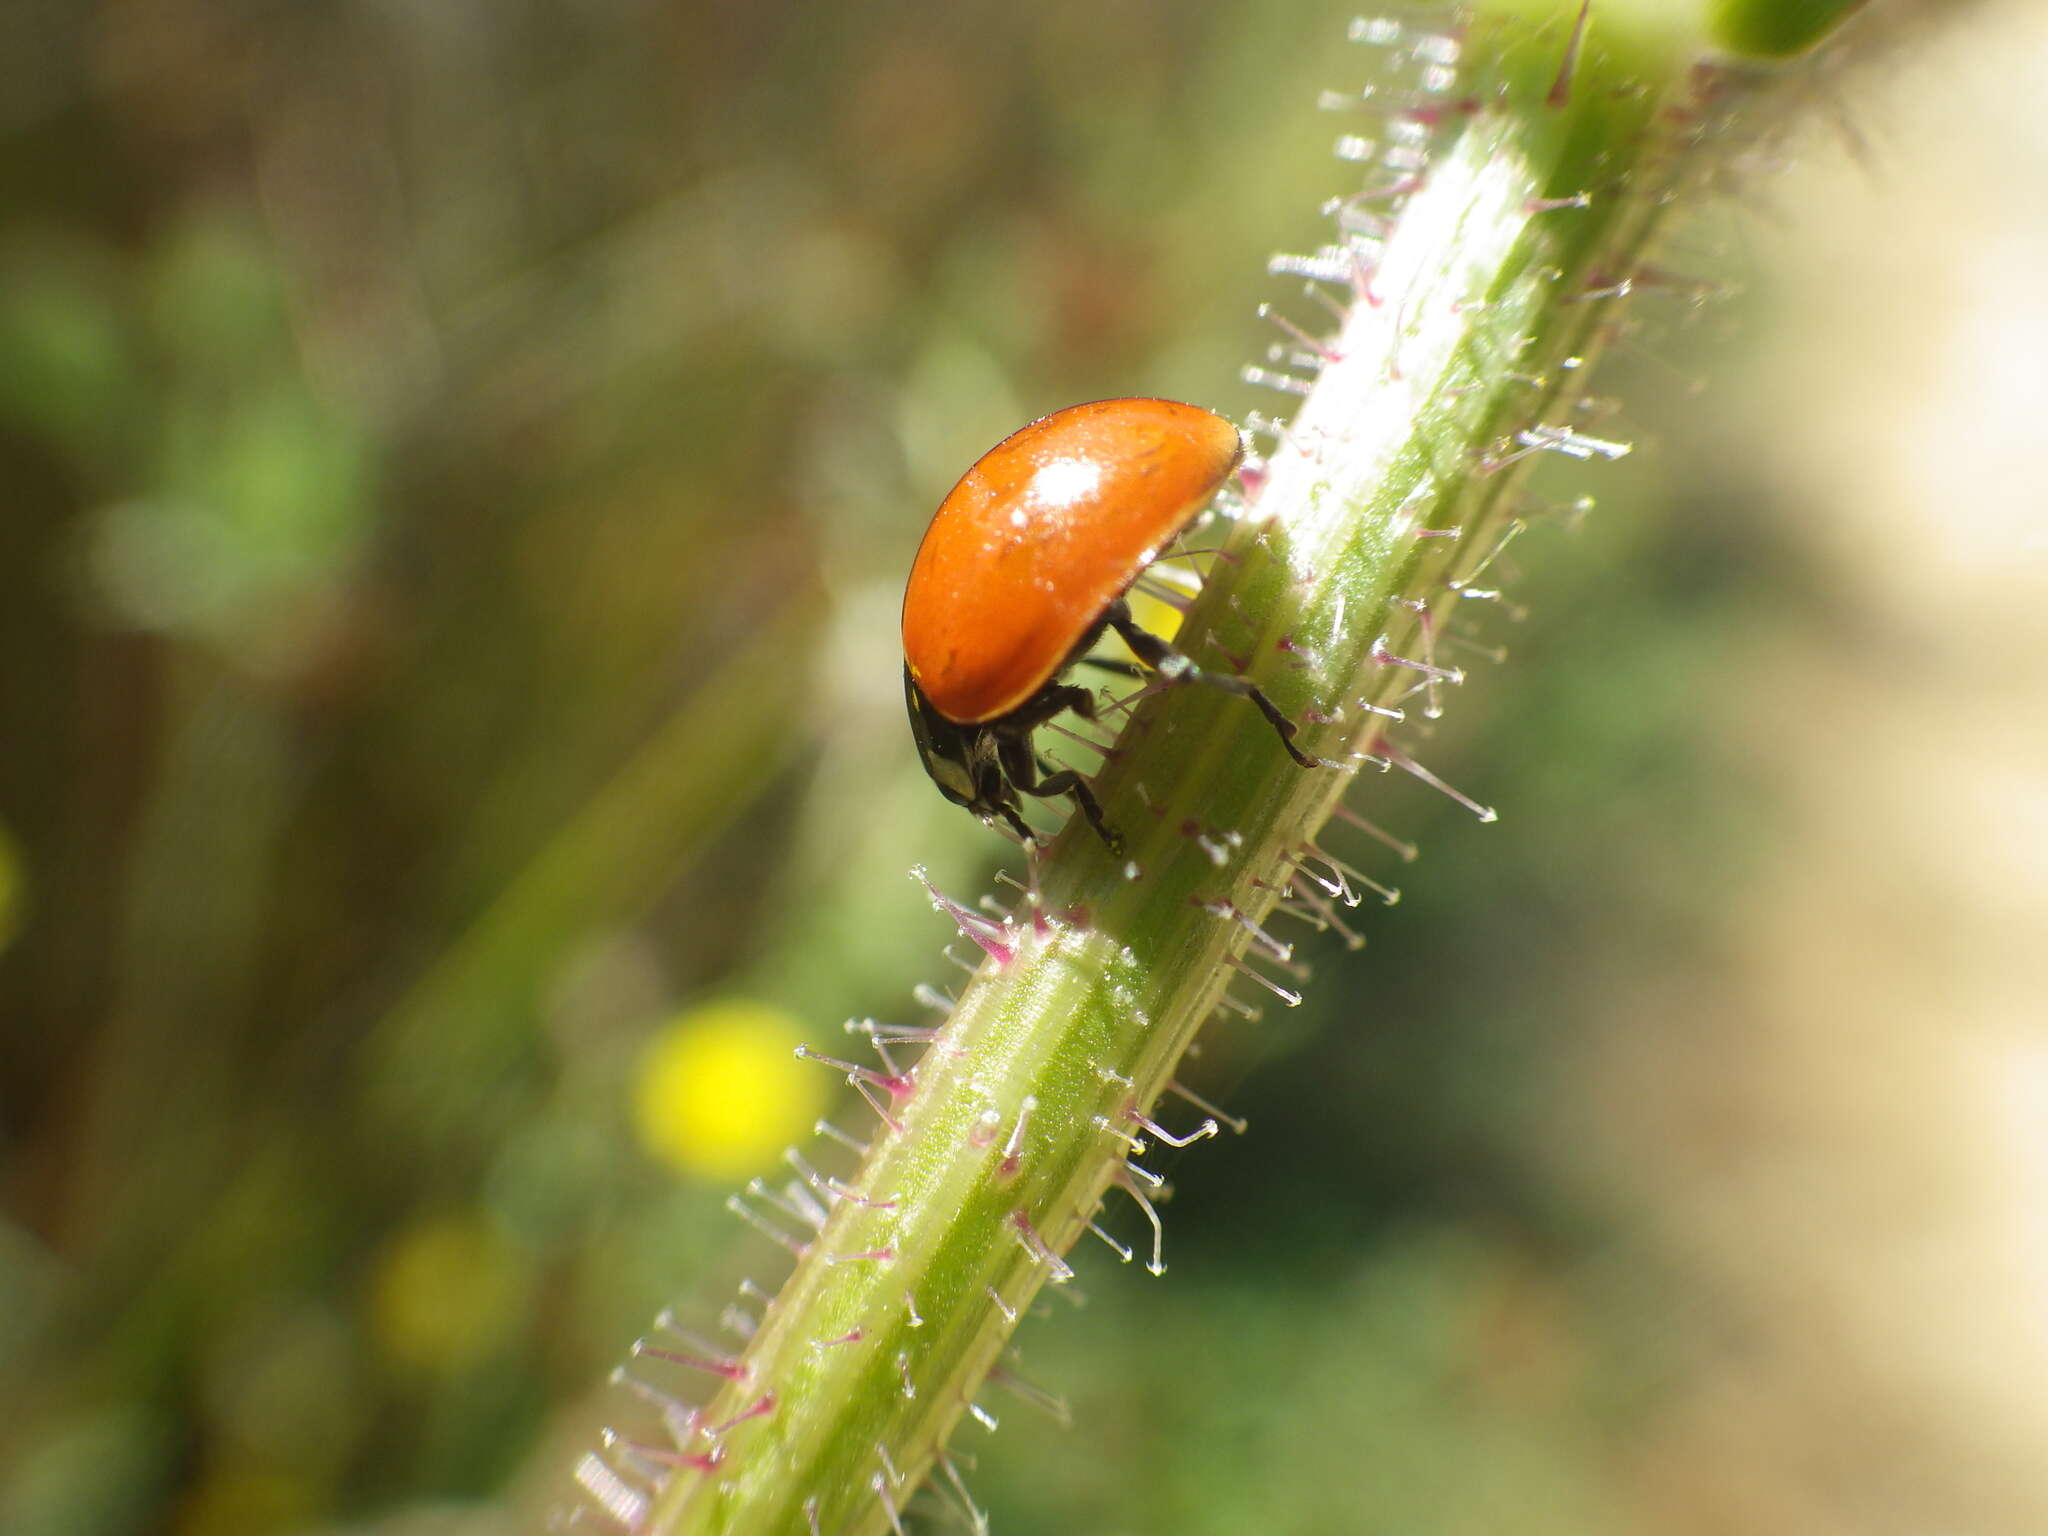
[368,1214,527,1376]
[171,1463,312,1536]
[0,820,22,955]
[632,999,826,1182]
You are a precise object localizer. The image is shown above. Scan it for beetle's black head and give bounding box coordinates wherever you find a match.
[904,665,1033,840]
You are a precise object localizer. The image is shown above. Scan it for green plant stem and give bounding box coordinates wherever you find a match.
[640,8,1772,1533]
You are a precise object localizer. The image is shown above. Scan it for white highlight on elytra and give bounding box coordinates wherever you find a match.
[1028,455,1105,513]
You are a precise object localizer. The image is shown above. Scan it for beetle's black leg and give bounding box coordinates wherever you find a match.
[1032,768,1119,854]
[996,731,1120,854]
[970,756,1035,843]
[995,803,1036,842]
[1104,600,1319,768]
[1073,655,1146,683]
[1009,681,1099,728]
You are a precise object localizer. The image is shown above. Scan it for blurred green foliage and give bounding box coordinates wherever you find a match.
[0,2,1799,1534]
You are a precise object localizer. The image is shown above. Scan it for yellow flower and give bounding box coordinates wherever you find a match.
[368,1214,526,1375]
[0,820,23,955]
[632,999,826,1182]
[173,1464,312,1536]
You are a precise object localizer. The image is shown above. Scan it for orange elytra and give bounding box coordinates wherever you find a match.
[901,397,1314,852]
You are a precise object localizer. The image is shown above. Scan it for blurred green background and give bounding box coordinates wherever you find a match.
[3,3,2043,1534]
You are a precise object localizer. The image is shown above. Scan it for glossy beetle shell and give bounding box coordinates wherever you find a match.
[901,398,1244,725]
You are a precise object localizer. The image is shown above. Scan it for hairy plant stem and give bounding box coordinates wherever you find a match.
[639,8,1799,1533]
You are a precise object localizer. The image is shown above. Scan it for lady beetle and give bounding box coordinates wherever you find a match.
[901,397,1313,851]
